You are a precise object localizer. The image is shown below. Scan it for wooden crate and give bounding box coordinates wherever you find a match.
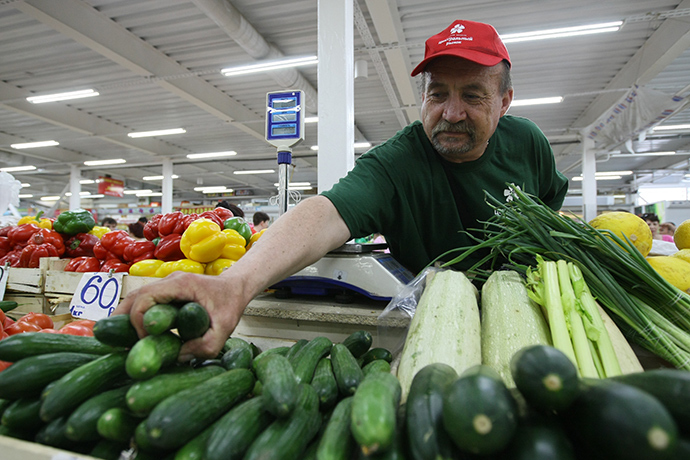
[3,294,48,318]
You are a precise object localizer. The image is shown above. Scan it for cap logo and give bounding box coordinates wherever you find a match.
[450,24,465,34]
[440,23,472,47]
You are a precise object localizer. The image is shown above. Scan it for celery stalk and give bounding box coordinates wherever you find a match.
[539,260,578,369]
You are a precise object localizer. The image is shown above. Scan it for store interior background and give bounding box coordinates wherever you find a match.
[1,0,690,228]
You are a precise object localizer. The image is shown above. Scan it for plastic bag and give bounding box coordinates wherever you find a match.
[0,171,22,215]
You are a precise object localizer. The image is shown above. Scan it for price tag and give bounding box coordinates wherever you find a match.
[0,264,8,300]
[69,272,124,321]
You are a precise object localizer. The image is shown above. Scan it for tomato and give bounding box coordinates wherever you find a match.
[18,312,54,330]
[0,309,5,326]
[38,328,59,334]
[58,323,94,337]
[3,317,14,329]
[69,319,96,330]
[0,330,8,340]
[0,361,12,372]
[4,321,42,335]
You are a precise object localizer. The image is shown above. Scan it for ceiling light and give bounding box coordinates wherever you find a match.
[572,175,622,181]
[11,140,59,149]
[233,170,275,175]
[27,89,99,104]
[193,186,229,192]
[18,194,33,198]
[79,179,96,184]
[85,194,104,199]
[136,191,163,197]
[311,142,371,151]
[610,151,676,157]
[142,175,179,180]
[186,151,237,159]
[127,128,186,138]
[501,21,623,43]
[652,124,690,131]
[221,56,318,77]
[124,189,151,195]
[1,165,37,172]
[274,182,311,187]
[40,196,61,201]
[21,183,30,187]
[511,97,563,107]
[304,117,318,124]
[596,170,632,176]
[65,192,92,196]
[84,159,126,166]
[286,186,313,191]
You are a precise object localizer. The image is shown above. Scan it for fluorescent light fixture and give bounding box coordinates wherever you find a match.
[597,170,632,176]
[221,56,318,77]
[79,179,96,184]
[84,159,126,166]
[572,175,622,181]
[613,194,626,199]
[40,196,61,201]
[511,96,563,107]
[21,183,30,187]
[124,189,151,195]
[652,124,690,131]
[142,175,179,180]
[27,89,99,104]
[611,151,676,157]
[11,140,59,149]
[127,128,186,138]
[85,194,104,199]
[65,191,93,197]
[274,182,311,187]
[312,142,371,151]
[18,194,33,198]
[286,186,313,191]
[193,186,229,192]
[304,117,318,124]
[1,165,37,172]
[233,169,275,175]
[186,151,237,159]
[501,21,623,43]
[136,191,163,197]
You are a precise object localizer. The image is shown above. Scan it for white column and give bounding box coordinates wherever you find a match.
[162,159,174,214]
[317,0,354,193]
[69,165,81,211]
[581,136,597,222]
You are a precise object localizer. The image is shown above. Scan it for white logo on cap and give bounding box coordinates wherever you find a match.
[450,24,465,34]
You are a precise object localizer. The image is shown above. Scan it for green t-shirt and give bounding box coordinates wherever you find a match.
[321,116,568,274]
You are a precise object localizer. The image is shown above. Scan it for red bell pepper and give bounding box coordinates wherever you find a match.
[99,230,135,260]
[8,224,40,247]
[64,232,100,258]
[153,233,185,261]
[199,208,234,228]
[0,237,11,258]
[30,228,66,256]
[123,240,156,264]
[143,214,162,241]
[19,243,59,268]
[0,249,21,268]
[65,256,101,273]
[93,241,119,261]
[0,226,11,238]
[99,259,130,273]
[158,212,198,237]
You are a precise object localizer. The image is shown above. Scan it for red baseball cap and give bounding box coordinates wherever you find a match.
[411,20,511,76]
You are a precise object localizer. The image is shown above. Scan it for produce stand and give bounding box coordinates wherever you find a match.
[0,435,101,460]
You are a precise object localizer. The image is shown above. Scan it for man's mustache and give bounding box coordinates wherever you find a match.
[432,121,475,137]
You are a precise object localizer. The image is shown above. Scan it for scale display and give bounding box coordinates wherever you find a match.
[265,90,305,149]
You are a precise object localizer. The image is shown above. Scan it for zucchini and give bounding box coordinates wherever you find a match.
[176,301,210,341]
[145,368,255,450]
[359,348,393,367]
[351,371,402,456]
[143,303,179,336]
[97,407,141,443]
[362,359,391,377]
[93,314,140,348]
[0,352,99,400]
[0,300,19,313]
[397,270,481,403]
[255,353,299,418]
[205,395,275,460]
[285,339,309,363]
[291,336,333,384]
[442,365,519,455]
[342,330,373,359]
[331,343,364,396]
[126,365,224,416]
[502,415,576,460]
[244,384,322,460]
[510,344,580,413]
[1,397,42,430]
[65,385,131,442]
[310,358,339,410]
[40,352,128,422]
[125,331,182,379]
[0,332,117,362]
[316,396,355,460]
[406,363,458,460]
[564,378,678,460]
[481,270,551,387]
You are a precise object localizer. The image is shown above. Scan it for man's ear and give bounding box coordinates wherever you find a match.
[500,88,514,117]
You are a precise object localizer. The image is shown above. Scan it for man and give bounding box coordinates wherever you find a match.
[114,20,568,360]
[252,211,270,232]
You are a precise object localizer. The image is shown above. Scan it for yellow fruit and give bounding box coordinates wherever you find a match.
[673,249,690,264]
[588,212,653,257]
[674,219,690,250]
[646,256,690,293]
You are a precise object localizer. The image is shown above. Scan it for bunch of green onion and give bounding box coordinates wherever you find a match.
[441,184,690,370]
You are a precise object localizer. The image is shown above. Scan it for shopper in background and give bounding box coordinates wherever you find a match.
[101,217,118,230]
[215,200,245,219]
[115,19,568,361]
[642,213,673,242]
[128,221,146,240]
[659,222,676,241]
[252,211,270,233]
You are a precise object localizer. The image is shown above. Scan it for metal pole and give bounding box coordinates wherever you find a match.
[277,149,291,215]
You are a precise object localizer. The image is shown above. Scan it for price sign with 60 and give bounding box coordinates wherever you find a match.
[69,272,124,320]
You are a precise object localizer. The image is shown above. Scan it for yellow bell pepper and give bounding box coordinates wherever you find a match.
[221,229,247,261]
[154,259,205,278]
[180,218,227,263]
[89,226,110,239]
[246,228,267,250]
[18,214,53,229]
[205,258,236,276]
[129,259,164,277]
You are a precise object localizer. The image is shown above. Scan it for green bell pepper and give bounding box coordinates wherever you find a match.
[223,217,252,245]
[53,209,97,236]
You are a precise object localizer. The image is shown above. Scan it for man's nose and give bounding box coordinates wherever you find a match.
[443,95,467,123]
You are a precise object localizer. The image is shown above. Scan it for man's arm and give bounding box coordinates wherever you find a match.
[113,196,351,360]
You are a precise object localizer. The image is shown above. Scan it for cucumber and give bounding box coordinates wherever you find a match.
[331,343,364,396]
[1,397,42,430]
[405,363,458,460]
[316,396,355,460]
[0,352,99,400]
[502,415,576,460]
[362,359,391,377]
[174,416,224,460]
[0,332,117,362]
[255,353,300,418]
[97,407,141,443]
[221,346,253,370]
[126,331,182,379]
[0,300,19,313]
[93,314,140,348]
[0,398,12,419]
[611,369,690,434]
[126,365,224,416]
[244,384,322,460]
[0,423,36,441]
[35,416,72,449]
[510,344,580,413]
[145,368,255,450]
[342,330,373,359]
[564,378,678,460]
[252,346,290,371]
[310,358,339,410]
[176,302,210,341]
[442,364,519,455]
[65,385,130,442]
[359,347,393,367]
[285,339,309,363]
[134,419,155,453]
[40,352,128,422]
[206,395,275,460]
[351,371,402,456]
[143,303,179,336]
[291,336,333,384]
[90,439,130,460]
[222,336,253,353]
